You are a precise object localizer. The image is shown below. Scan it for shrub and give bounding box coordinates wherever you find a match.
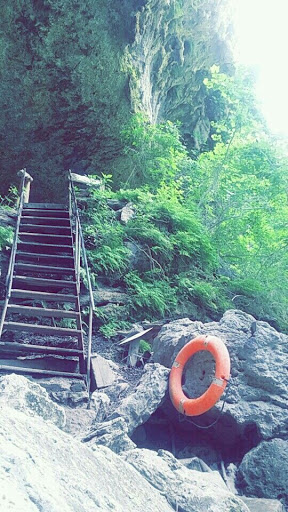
[0,226,13,250]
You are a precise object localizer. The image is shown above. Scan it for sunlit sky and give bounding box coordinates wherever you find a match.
[233,0,288,136]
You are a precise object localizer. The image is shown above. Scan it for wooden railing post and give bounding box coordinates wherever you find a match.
[17,169,33,204]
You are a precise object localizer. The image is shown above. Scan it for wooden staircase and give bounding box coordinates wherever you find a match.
[0,202,86,381]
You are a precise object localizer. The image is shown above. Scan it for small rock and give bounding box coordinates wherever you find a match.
[51,391,89,407]
[70,172,102,188]
[107,198,126,210]
[81,286,128,307]
[90,391,110,423]
[179,457,212,473]
[120,202,135,224]
[84,416,136,454]
[177,442,219,467]
[34,377,85,393]
[104,382,130,403]
[225,463,238,494]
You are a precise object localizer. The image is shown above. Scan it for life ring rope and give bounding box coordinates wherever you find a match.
[169,335,231,417]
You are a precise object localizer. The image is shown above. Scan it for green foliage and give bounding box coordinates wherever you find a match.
[0,226,13,250]
[80,67,288,335]
[125,271,177,319]
[89,245,130,275]
[204,65,265,145]
[139,340,152,354]
[93,301,131,338]
[0,186,18,209]
[100,320,131,339]
[84,188,130,276]
[119,113,188,190]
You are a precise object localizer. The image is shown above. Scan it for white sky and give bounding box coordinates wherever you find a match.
[233,0,288,136]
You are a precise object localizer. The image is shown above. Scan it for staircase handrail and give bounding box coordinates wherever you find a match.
[0,169,33,337]
[68,170,95,393]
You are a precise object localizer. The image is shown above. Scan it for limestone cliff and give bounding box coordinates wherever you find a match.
[0,0,234,200]
[128,0,234,148]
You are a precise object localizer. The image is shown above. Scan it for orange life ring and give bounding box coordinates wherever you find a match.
[169,335,230,416]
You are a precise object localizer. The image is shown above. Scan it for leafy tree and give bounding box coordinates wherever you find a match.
[119,113,189,189]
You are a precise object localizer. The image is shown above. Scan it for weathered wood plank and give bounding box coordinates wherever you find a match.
[4,321,82,338]
[91,354,116,388]
[0,364,84,379]
[7,305,79,318]
[119,328,153,345]
[0,341,82,356]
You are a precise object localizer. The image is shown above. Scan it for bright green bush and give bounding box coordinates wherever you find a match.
[0,226,13,250]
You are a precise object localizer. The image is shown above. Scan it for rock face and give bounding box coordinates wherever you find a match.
[0,374,66,428]
[153,310,288,442]
[0,405,173,512]
[0,1,233,199]
[238,439,288,509]
[122,448,249,512]
[112,363,170,434]
[129,0,234,148]
[84,363,169,454]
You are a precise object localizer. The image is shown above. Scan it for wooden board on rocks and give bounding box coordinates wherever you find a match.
[91,354,116,389]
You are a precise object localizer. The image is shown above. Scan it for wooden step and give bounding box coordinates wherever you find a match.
[21,217,70,226]
[19,224,71,235]
[22,209,69,218]
[11,289,78,303]
[4,321,82,338]
[23,203,67,210]
[17,242,73,255]
[13,276,77,291]
[7,305,79,319]
[14,263,75,275]
[0,365,84,379]
[16,252,74,266]
[0,341,83,356]
[19,233,73,245]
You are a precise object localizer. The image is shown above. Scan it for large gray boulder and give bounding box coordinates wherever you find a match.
[111,363,170,434]
[153,310,288,440]
[122,448,249,512]
[238,439,288,510]
[0,373,66,428]
[0,405,173,512]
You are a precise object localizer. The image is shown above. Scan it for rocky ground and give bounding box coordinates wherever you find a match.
[1,309,287,511]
